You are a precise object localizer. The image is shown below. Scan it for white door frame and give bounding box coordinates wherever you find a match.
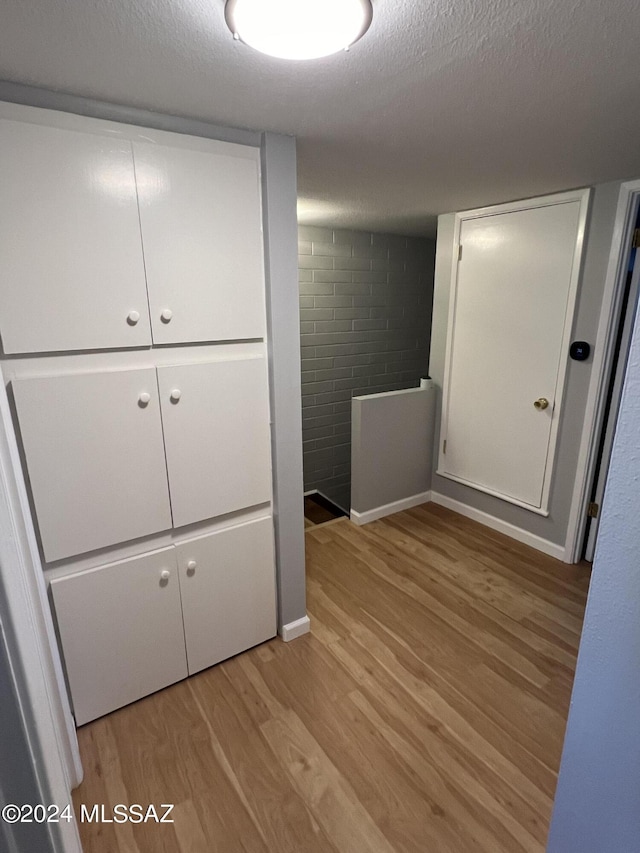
[584,254,640,561]
[0,381,82,852]
[565,179,640,562]
[438,189,591,515]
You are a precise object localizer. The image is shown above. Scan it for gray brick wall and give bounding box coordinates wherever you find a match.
[299,225,436,511]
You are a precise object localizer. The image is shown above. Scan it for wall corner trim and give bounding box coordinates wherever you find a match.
[281,616,311,642]
[350,491,432,525]
[430,492,568,560]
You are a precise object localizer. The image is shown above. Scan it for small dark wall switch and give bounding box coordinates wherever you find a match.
[570,341,591,361]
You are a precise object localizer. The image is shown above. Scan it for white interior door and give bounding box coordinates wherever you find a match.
[440,197,586,511]
[12,368,173,562]
[0,119,151,354]
[134,140,266,345]
[50,547,187,725]
[157,357,272,528]
[176,517,277,674]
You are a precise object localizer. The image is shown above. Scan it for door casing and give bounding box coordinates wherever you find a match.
[566,180,640,562]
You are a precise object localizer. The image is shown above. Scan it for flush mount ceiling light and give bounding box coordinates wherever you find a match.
[225,0,373,61]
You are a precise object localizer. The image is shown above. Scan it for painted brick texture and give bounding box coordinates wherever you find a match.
[299,225,436,511]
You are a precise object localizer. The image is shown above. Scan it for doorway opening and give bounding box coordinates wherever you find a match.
[567,181,640,563]
[582,208,640,560]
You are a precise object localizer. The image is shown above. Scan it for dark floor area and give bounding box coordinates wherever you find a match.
[303,493,347,526]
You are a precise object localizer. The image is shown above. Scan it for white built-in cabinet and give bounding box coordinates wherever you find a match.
[0,117,265,354]
[51,518,276,726]
[12,367,173,562]
[50,547,188,727]
[1,105,278,726]
[134,142,266,344]
[158,358,272,528]
[0,120,151,354]
[175,517,277,676]
[13,356,272,562]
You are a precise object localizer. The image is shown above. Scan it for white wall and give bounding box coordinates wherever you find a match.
[429,182,622,547]
[351,386,436,516]
[547,275,640,852]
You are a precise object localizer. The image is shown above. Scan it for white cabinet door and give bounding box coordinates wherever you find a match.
[50,548,187,725]
[176,517,277,674]
[0,119,151,354]
[134,141,266,345]
[157,357,272,528]
[12,369,172,562]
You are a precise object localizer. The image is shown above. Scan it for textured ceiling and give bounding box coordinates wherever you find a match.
[0,0,639,236]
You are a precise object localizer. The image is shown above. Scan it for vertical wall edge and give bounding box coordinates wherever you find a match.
[261,132,308,630]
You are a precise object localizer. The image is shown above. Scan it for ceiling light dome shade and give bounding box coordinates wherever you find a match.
[225,0,373,61]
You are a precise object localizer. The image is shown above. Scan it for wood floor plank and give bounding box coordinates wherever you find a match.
[261,710,397,853]
[408,506,590,602]
[349,690,541,853]
[331,521,573,682]
[96,679,272,852]
[306,559,565,787]
[72,503,589,852]
[373,514,587,628]
[187,666,335,853]
[307,578,559,801]
[248,631,491,852]
[71,722,136,853]
[171,800,209,853]
[327,636,549,845]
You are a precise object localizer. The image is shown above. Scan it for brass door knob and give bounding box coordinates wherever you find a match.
[534,398,549,410]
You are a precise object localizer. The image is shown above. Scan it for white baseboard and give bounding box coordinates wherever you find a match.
[430,492,567,560]
[350,491,432,526]
[281,615,311,642]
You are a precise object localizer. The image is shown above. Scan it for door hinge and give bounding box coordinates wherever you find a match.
[587,501,599,519]
[458,245,463,261]
[633,228,640,249]
[443,440,447,454]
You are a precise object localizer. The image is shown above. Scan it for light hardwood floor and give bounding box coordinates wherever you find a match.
[72,504,591,852]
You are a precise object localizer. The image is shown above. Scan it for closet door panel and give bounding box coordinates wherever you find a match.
[158,357,272,528]
[176,517,277,674]
[50,548,187,725]
[12,369,172,562]
[440,200,582,510]
[0,119,151,354]
[134,141,266,345]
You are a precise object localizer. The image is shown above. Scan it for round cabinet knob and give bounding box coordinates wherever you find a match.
[160,308,173,323]
[186,560,197,575]
[534,397,550,411]
[170,389,182,403]
[127,310,141,325]
[160,569,171,582]
[138,392,151,407]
